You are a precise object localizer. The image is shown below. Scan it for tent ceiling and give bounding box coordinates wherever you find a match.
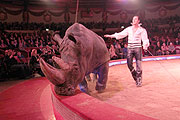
[0,0,179,9]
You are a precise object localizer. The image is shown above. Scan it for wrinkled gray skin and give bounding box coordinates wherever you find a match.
[40,23,110,96]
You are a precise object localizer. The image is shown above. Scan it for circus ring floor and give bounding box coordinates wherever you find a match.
[0,55,180,120]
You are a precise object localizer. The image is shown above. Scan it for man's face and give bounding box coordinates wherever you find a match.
[132,16,140,25]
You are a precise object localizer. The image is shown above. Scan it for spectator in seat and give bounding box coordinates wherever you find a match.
[166,36,171,46]
[109,44,118,60]
[29,49,44,76]
[34,40,39,47]
[174,38,180,45]
[122,43,127,59]
[16,51,25,63]
[155,41,162,56]
[168,42,176,54]
[114,40,123,59]
[0,39,8,49]
[161,43,169,55]
[18,38,24,50]
[5,38,11,49]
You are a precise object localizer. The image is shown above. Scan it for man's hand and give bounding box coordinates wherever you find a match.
[143,43,149,50]
[143,46,148,51]
[104,34,111,38]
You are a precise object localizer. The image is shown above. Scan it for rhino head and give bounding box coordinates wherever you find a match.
[40,23,110,96]
[40,32,84,95]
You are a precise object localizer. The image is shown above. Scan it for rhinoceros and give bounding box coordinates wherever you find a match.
[39,23,110,95]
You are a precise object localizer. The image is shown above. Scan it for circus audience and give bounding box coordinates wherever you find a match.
[0,15,180,80]
[1,49,30,79]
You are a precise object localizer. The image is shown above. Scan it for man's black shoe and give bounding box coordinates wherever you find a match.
[136,78,142,87]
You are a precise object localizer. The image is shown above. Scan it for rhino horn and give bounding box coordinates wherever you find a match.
[39,58,66,85]
[53,34,63,46]
[52,56,70,70]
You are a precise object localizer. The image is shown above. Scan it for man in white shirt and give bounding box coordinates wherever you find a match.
[104,16,149,87]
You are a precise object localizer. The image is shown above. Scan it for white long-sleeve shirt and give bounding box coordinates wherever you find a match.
[113,26,149,49]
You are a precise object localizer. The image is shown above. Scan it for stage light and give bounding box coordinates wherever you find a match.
[116,0,139,4]
[40,0,49,2]
[129,0,136,2]
[116,0,127,2]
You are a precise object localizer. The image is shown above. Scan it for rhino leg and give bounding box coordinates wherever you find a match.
[92,73,98,81]
[85,74,92,81]
[95,62,109,93]
[79,78,89,94]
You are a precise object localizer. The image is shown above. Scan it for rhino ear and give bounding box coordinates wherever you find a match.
[68,34,77,44]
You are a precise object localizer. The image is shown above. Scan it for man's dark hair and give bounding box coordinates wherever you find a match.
[134,15,140,20]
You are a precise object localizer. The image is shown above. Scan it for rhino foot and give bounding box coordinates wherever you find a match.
[95,82,106,93]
